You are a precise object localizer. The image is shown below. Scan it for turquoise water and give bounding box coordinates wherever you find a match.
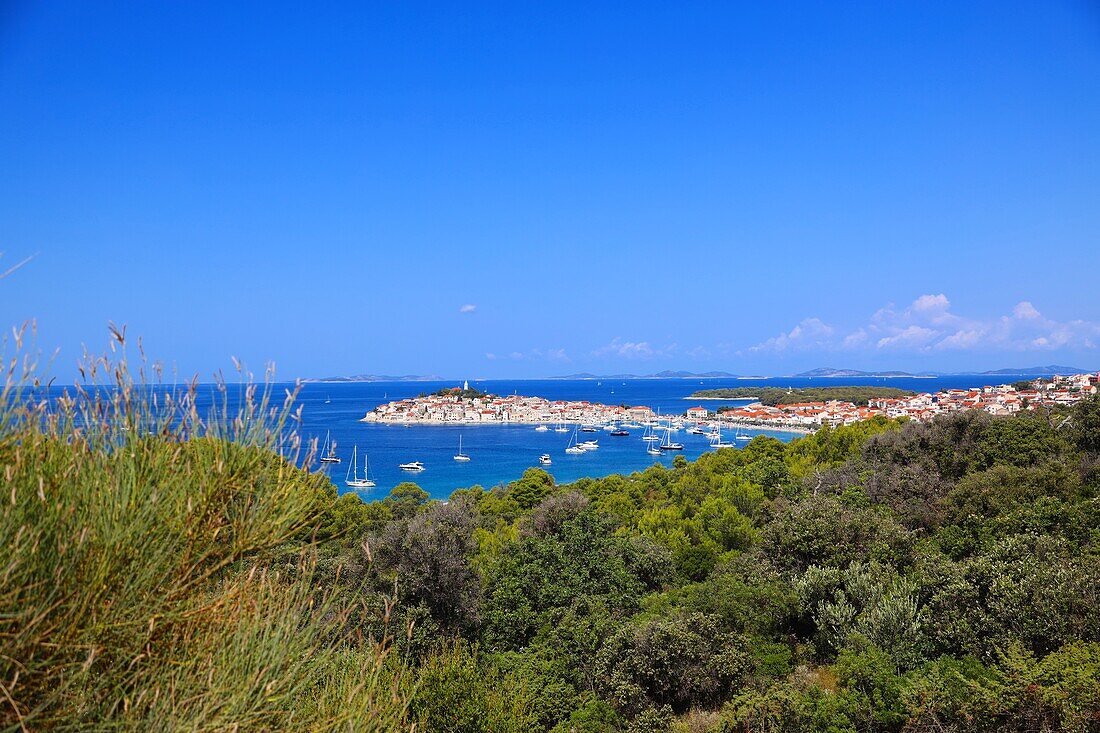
[287,374,1040,500]
[39,374,1052,500]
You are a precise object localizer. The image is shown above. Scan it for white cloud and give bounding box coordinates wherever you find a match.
[1013,301,1040,320]
[592,337,677,360]
[486,347,570,362]
[876,325,937,349]
[747,295,1100,354]
[747,318,835,353]
[459,304,477,314]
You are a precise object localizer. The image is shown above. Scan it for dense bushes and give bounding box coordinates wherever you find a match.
[0,363,411,730]
[347,397,1100,732]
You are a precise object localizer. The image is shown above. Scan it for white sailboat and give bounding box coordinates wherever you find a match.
[646,427,662,455]
[565,426,586,454]
[319,431,340,463]
[659,425,684,451]
[453,434,471,462]
[710,418,732,448]
[345,446,376,488]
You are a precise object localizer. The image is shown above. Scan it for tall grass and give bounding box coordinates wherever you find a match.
[0,326,409,731]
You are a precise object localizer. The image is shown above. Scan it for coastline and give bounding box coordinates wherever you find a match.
[683,396,761,401]
[361,415,815,435]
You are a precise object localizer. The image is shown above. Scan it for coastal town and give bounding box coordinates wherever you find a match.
[360,372,1100,432]
[715,370,1100,429]
[361,383,656,426]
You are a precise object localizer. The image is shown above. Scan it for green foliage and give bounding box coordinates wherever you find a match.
[408,642,538,732]
[1067,393,1100,454]
[384,481,431,518]
[482,506,666,651]
[508,467,556,509]
[696,386,915,406]
[0,352,408,730]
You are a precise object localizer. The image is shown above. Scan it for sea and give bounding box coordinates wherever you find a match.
[34,374,1045,501]
[257,374,1033,500]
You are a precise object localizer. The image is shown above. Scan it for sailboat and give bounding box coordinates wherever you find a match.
[710,418,731,448]
[565,426,586,454]
[554,421,569,433]
[735,425,752,442]
[319,432,340,463]
[659,425,684,451]
[646,427,662,455]
[453,434,471,462]
[345,446,376,488]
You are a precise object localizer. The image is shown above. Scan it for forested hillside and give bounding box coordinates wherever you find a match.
[690,386,915,406]
[321,396,1100,732]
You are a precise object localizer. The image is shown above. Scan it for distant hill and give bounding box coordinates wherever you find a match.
[793,367,922,378]
[306,374,444,383]
[980,365,1090,376]
[548,370,743,380]
[692,385,915,406]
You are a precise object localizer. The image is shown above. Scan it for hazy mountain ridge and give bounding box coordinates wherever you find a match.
[548,370,746,380]
[795,365,1092,378]
[306,374,445,383]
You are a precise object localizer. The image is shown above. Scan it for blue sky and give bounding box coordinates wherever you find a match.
[1,1,1098,380]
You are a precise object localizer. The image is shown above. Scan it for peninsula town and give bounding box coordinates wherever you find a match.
[360,371,1100,431]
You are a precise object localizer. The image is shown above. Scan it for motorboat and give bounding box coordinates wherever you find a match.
[399,461,425,471]
[539,453,552,465]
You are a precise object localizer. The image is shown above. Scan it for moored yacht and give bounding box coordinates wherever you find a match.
[453,435,471,462]
[399,461,425,471]
[659,427,684,451]
[345,445,376,488]
[319,431,341,463]
[565,426,586,454]
[539,453,552,465]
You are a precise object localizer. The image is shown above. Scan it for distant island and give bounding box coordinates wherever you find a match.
[690,386,916,406]
[792,365,1090,378]
[980,365,1090,375]
[793,367,927,378]
[306,374,444,383]
[548,370,759,380]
